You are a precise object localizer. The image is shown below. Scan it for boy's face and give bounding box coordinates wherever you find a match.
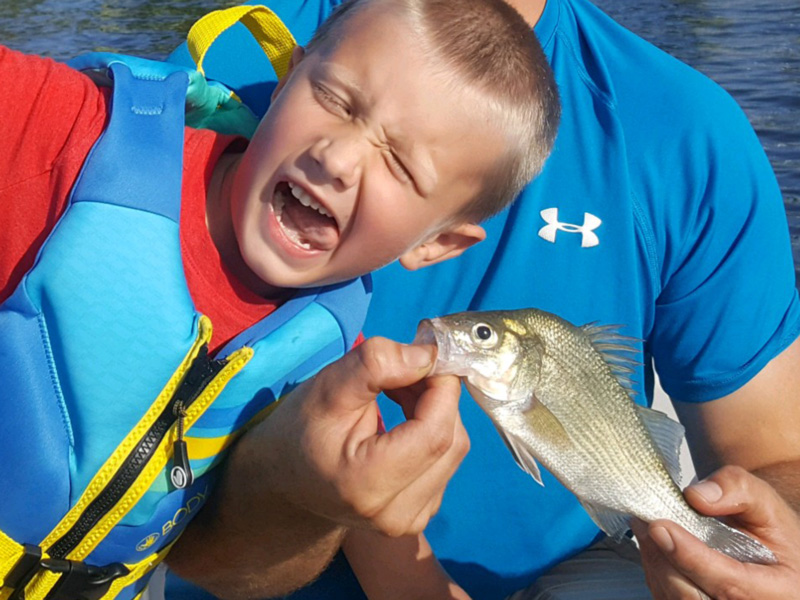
[228,6,505,291]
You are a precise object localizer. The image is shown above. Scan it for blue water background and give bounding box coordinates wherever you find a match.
[2,0,799,277]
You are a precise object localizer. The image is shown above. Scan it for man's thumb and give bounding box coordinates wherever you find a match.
[315,337,435,411]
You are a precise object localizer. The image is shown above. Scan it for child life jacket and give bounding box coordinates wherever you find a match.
[0,55,370,600]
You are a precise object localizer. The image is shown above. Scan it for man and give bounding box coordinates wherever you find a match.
[166,0,800,598]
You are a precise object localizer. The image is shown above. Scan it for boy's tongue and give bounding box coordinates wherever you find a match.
[277,186,339,251]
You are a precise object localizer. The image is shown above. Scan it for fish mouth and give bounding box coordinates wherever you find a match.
[414,318,465,377]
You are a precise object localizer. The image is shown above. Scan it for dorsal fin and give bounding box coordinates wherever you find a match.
[581,323,642,394]
[635,404,685,483]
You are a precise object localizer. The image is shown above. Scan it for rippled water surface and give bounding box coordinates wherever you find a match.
[3,0,799,276]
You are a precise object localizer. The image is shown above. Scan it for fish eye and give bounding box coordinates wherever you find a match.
[471,323,498,347]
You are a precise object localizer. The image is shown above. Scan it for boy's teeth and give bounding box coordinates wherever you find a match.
[274,183,338,252]
[274,194,314,250]
[288,182,331,217]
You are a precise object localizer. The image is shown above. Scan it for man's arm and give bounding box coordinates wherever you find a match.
[167,337,469,599]
[634,336,800,599]
[675,335,800,500]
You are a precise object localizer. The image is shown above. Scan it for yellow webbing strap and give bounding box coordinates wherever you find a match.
[98,543,175,600]
[0,529,35,600]
[2,316,253,600]
[187,4,297,80]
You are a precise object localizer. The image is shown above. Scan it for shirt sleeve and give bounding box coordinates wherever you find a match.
[647,80,800,402]
[0,46,108,301]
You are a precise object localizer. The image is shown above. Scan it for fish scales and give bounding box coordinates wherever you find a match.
[415,308,777,565]
[523,312,676,518]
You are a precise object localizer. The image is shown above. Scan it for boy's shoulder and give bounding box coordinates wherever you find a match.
[1,46,110,178]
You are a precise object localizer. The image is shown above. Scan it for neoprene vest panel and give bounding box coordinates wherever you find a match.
[0,61,369,600]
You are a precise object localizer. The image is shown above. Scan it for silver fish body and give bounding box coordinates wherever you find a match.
[416,308,776,564]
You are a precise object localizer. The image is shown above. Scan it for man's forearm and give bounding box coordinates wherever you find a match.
[165,339,466,598]
[166,431,346,600]
[753,459,800,514]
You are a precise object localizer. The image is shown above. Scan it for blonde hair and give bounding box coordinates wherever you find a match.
[307,0,560,222]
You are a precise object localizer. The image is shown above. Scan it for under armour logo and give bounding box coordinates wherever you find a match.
[538,208,602,248]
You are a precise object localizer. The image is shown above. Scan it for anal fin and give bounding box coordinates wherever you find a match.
[580,500,631,541]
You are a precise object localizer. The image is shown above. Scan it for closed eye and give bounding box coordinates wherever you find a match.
[313,84,351,117]
[384,149,413,184]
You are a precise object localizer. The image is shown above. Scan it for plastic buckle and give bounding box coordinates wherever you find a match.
[4,545,130,600]
[40,558,130,600]
[5,544,43,600]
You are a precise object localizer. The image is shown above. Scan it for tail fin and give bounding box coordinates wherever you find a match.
[702,517,777,565]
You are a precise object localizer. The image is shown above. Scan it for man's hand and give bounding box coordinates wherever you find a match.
[633,466,800,599]
[169,336,469,598]
[258,335,470,535]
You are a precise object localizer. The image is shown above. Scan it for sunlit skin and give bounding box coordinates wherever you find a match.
[205,6,506,299]
[505,0,546,26]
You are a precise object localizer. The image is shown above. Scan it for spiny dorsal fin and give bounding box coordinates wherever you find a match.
[635,404,685,483]
[581,323,642,395]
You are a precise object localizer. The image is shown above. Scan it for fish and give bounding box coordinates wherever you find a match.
[414,308,777,564]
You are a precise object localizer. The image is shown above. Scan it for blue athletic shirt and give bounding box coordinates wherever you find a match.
[166,0,800,598]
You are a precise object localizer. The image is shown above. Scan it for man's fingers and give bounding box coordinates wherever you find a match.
[315,337,435,413]
[649,516,792,600]
[684,466,785,532]
[371,375,464,476]
[372,413,469,536]
[348,376,465,508]
[634,518,719,599]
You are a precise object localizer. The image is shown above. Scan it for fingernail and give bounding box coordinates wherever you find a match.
[402,344,433,368]
[651,526,675,554]
[691,480,723,503]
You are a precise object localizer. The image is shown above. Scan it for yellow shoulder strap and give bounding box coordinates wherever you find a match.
[187,4,297,79]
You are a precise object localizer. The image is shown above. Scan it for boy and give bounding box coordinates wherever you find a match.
[0,0,559,598]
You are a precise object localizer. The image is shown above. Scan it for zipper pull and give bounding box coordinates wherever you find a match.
[171,401,194,489]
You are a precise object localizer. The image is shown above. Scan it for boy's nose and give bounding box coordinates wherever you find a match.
[309,133,364,189]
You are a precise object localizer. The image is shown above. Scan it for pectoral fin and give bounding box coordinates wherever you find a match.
[494,394,572,487]
[494,425,544,485]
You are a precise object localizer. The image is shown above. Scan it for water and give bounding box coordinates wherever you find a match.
[592,0,800,280]
[2,0,799,276]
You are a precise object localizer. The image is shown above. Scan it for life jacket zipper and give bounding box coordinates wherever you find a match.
[170,400,193,489]
[47,345,225,560]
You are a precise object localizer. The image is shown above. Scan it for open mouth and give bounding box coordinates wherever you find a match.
[273,181,340,251]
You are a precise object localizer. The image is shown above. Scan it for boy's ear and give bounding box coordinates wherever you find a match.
[271,45,305,101]
[399,223,486,271]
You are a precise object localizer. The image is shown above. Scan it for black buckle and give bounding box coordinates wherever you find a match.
[3,545,129,600]
[5,544,42,600]
[41,558,130,600]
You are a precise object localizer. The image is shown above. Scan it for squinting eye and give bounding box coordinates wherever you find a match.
[314,84,351,116]
[471,323,498,347]
[386,151,412,183]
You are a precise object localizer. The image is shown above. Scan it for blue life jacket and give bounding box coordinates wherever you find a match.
[0,58,370,600]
